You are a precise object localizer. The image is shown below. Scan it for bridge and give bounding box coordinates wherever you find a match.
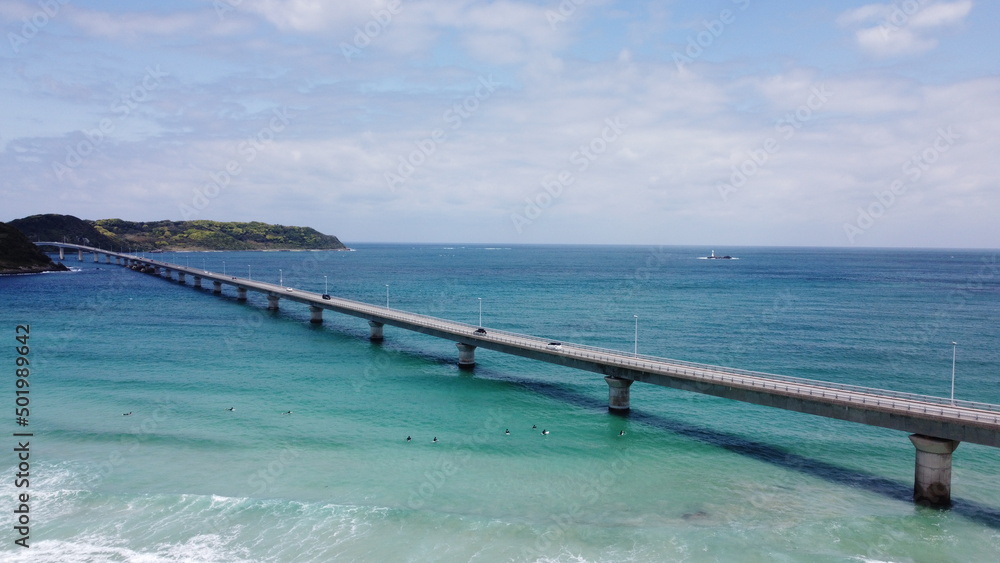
[38,242,1000,508]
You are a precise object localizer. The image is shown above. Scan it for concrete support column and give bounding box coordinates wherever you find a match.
[213,281,223,294]
[193,276,202,288]
[909,434,960,507]
[105,254,111,263]
[267,294,279,310]
[93,252,98,263]
[604,376,634,411]
[368,321,384,342]
[456,343,477,369]
[59,247,65,260]
[78,249,83,261]
[177,272,186,284]
[236,287,247,302]
[309,306,323,324]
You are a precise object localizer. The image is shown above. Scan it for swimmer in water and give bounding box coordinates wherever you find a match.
[541,429,549,435]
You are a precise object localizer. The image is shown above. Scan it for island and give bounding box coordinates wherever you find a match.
[9,214,348,252]
[0,222,69,274]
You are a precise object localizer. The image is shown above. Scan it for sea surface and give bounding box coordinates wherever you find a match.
[1,244,999,562]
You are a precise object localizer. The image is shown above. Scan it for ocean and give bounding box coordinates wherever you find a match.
[1,244,998,562]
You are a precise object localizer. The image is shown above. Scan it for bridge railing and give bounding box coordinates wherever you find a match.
[320,300,1000,417]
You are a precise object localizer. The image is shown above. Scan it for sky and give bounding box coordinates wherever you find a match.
[1,0,997,248]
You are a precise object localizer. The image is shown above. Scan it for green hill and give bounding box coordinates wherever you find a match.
[0,222,69,274]
[9,215,348,252]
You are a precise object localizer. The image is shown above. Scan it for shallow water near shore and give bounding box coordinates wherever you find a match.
[2,244,999,561]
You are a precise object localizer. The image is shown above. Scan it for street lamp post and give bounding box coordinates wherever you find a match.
[223,261,226,275]
[248,265,251,280]
[633,315,638,356]
[951,341,957,405]
[279,269,283,286]
[324,275,328,295]
[385,285,390,309]
[478,298,483,327]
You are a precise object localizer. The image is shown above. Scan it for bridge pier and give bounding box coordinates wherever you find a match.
[93,252,98,263]
[369,321,384,341]
[604,376,633,411]
[59,247,65,260]
[105,254,111,264]
[77,249,83,261]
[267,294,279,310]
[456,343,477,369]
[193,276,202,288]
[236,287,247,302]
[309,306,323,324]
[177,272,186,284]
[213,281,222,294]
[909,434,960,507]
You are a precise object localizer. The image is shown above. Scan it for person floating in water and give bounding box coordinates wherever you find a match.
[227,407,235,412]
[619,430,625,436]
[541,429,549,435]
[532,425,537,430]
[504,429,510,436]
[122,412,132,416]
[406,436,411,442]
[432,437,438,443]
[282,411,292,415]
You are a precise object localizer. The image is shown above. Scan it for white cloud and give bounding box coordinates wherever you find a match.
[838,0,973,58]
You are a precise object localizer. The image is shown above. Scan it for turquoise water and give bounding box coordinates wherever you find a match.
[1,245,999,561]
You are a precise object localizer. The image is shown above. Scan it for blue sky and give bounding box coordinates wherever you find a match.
[1,0,997,247]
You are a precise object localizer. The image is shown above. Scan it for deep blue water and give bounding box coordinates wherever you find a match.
[1,244,998,561]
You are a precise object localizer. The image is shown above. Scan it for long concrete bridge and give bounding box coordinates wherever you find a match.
[39,242,1000,508]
